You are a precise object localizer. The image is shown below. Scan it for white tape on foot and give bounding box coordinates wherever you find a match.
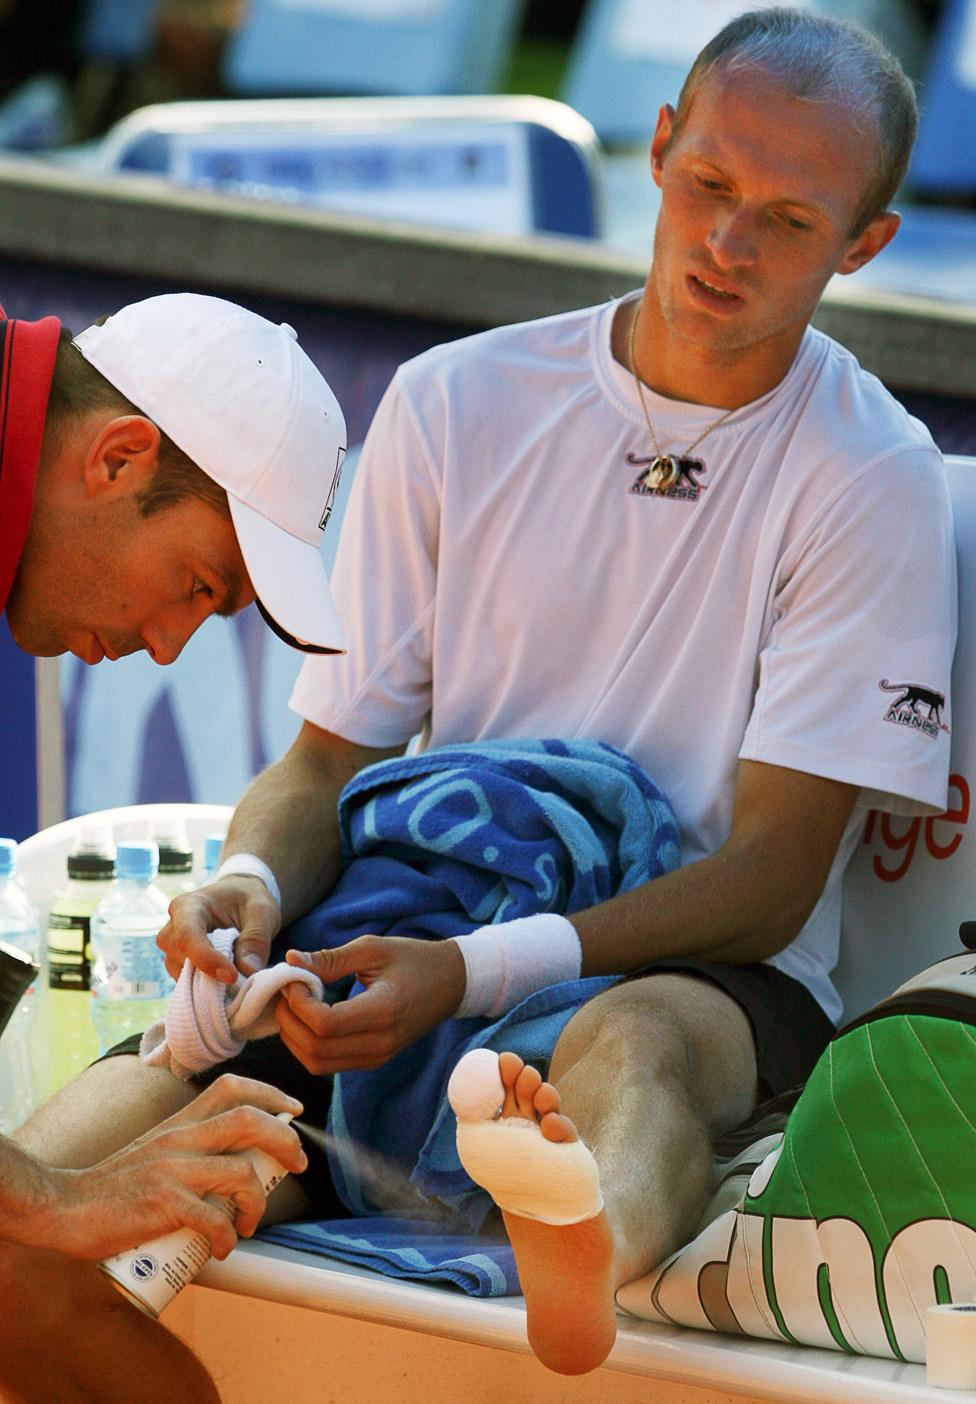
[447,1046,506,1121]
[448,1050,604,1227]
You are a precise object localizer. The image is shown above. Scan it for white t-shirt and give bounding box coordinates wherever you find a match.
[291,297,957,1023]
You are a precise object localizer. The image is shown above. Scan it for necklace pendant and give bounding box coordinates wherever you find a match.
[644,455,678,491]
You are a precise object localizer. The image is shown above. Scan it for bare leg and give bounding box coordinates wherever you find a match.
[465,974,757,1375]
[1,1056,309,1404]
[13,1052,200,1167]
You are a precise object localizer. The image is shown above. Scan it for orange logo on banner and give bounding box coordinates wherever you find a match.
[862,774,971,882]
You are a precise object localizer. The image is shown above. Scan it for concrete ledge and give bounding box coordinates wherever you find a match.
[2,155,976,397]
[0,155,637,332]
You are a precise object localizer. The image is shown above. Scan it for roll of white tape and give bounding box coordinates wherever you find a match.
[927,1303,976,1389]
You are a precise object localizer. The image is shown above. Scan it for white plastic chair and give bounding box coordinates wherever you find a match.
[96,98,602,239]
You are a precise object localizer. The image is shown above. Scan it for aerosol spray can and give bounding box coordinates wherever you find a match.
[98,1111,294,1317]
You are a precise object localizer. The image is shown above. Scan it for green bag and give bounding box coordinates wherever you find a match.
[617,951,976,1363]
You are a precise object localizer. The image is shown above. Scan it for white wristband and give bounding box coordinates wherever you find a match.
[453,914,582,1019]
[211,854,281,910]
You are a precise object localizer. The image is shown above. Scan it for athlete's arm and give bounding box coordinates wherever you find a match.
[273,760,856,1074]
[569,758,858,973]
[157,722,404,982]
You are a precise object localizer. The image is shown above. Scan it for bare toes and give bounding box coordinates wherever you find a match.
[539,1110,578,1144]
[514,1064,543,1118]
[533,1081,562,1119]
[498,1051,524,1116]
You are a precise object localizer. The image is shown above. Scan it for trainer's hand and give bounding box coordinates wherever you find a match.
[157,876,281,984]
[276,937,467,1074]
[28,1075,307,1261]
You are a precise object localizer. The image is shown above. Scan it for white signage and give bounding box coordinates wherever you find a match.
[169,124,533,237]
[611,0,806,64]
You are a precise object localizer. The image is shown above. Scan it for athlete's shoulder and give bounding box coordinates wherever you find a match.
[802,327,940,466]
[393,301,605,399]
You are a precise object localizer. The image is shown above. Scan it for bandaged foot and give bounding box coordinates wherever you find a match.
[449,1049,617,1375]
[140,929,324,1079]
[449,1049,603,1225]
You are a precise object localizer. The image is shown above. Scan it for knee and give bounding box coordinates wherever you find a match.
[551,975,758,1130]
[553,988,692,1089]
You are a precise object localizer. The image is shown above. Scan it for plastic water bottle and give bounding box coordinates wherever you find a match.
[0,838,40,1134]
[90,843,174,1056]
[202,832,226,884]
[151,819,196,901]
[43,825,116,1096]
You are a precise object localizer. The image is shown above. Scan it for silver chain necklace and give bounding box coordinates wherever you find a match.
[628,303,738,491]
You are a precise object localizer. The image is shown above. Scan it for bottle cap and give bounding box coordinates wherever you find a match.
[67,824,116,880]
[0,839,17,879]
[67,851,116,879]
[151,817,193,873]
[203,833,226,876]
[73,823,115,856]
[116,841,159,882]
[157,846,193,874]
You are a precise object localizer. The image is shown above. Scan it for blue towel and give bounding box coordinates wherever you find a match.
[260,1217,521,1296]
[262,739,679,1293]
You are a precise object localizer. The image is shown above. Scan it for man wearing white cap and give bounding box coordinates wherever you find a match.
[0,291,341,1401]
[2,291,347,663]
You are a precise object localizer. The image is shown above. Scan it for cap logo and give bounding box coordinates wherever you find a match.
[319,445,346,531]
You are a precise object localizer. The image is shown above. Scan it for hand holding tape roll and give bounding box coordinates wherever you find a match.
[928,1304,976,1390]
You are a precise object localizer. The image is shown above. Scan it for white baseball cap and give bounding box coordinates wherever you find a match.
[73,293,348,653]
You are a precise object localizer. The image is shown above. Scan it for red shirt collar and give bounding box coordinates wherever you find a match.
[0,302,60,615]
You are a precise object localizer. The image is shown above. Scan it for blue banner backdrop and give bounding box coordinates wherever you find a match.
[0,615,38,839]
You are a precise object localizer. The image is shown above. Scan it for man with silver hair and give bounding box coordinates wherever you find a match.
[1,10,956,1395]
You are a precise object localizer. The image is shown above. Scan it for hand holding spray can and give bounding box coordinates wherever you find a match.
[98,1111,294,1317]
